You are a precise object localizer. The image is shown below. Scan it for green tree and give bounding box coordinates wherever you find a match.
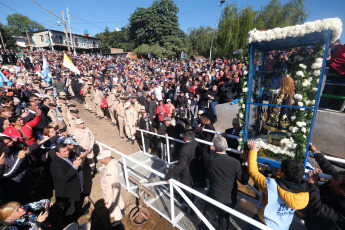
[186,26,213,58]
[95,26,135,52]
[128,0,183,47]
[0,23,16,49]
[6,13,44,35]
[214,0,308,58]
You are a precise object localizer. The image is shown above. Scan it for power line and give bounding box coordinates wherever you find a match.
[0,1,52,28]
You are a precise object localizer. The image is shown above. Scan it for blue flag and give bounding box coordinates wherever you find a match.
[43,55,52,86]
[181,51,188,60]
[0,72,13,87]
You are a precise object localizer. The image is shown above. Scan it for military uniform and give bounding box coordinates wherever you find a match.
[73,127,95,168]
[116,102,126,138]
[84,84,94,112]
[100,158,124,222]
[125,106,137,141]
[93,88,104,118]
[107,93,117,124]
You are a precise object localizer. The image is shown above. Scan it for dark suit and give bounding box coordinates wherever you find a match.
[50,156,80,224]
[202,151,249,230]
[165,140,201,186]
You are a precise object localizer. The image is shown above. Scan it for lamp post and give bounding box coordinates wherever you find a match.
[209,0,225,61]
[31,0,71,51]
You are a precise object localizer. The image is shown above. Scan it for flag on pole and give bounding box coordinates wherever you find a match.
[181,51,188,60]
[0,72,13,87]
[63,53,80,75]
[42,55,52,85]
[233,49,243,55]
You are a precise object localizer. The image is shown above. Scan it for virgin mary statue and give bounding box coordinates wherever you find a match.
[264,75,295,132]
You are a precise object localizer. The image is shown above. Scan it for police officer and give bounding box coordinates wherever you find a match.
[73,119,96,174]
[97,150,124,228]
[116,97,126,139]
[106,89,117,126]
[93,86,104,119]
[124,101,137,145]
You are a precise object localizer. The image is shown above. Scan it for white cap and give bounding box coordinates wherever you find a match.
[97,150,112,160]
[75,119,84,125]
[125,102,131,108]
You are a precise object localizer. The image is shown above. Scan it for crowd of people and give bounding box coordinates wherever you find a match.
[0,46,343,230]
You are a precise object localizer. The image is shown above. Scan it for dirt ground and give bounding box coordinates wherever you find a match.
[74,101,177,230]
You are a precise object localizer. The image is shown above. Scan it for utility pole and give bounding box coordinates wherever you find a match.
[31,0,70,51]
[67,7,73,50]
[0,31,6,50]
[209,0,225,61]
[61,11,71,51]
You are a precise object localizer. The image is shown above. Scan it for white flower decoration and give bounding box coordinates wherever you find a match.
[301,127,307,133]
[291,116,296,121]
[299,64,307,69]
[296,71,304,77]
[297,102,304,107]
[239,113,244,118]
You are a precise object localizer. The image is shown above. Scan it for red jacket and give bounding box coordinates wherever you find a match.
[4,115,41,145]
[330,44,345,75]
[156,105,170,121]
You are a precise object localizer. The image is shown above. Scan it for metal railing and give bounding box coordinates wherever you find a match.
[95,140,271,230]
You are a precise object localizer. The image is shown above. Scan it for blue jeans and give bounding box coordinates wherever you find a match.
[210,101,218,116]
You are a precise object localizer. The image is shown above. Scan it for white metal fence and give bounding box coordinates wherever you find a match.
[94,126,344,230]
[95,140,272,230]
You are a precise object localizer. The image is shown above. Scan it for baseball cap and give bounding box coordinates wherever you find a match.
[64,137,79,145]
[75,119,84,125]
[97,150,112,160]
[125,102,131,108]
[167,99,171,102]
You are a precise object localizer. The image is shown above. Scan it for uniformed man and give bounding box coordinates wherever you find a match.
[93,86,104,119]
[44,87,56,103]
[97,150,124,228]
[124,101,137,145]
[132,96,141,122]
[73,119,96,174]
[106,89,117,126]
[66,109,79,135]
[83,83,94,112]
[116,97,126,139]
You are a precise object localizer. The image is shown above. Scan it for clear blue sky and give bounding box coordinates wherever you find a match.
[0,0,344,43]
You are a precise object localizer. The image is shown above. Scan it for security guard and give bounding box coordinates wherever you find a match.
[124,101,137,144]
[116,97,126,139]
[97,150,124,228]
[73,119,96,174]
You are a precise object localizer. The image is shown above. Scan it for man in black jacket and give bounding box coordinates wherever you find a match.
[201,135,248,230]
[50,144,82,226]
[306,143,345,230]
[165,129,201,189]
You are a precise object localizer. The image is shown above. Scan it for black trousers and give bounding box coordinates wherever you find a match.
[201,201,232,230]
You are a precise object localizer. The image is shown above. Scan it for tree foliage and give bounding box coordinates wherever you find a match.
[128,0,183,47]
[6,13,44,35]
[186,26,213,58]
[187,0,308,59]
[0,23,16,49]
[95,26,135,52]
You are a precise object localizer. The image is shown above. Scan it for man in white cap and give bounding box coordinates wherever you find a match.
[124,101,137,145]
[116,97,126,139]
[72,119,96,174]
[97,150,124,228]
